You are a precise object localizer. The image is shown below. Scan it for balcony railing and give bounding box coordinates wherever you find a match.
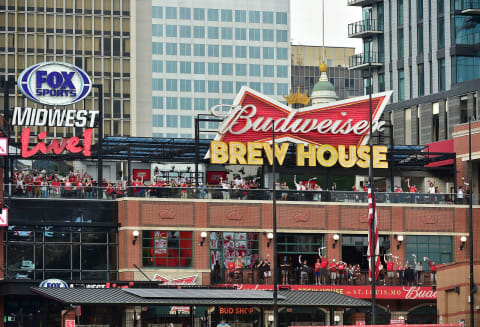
[348,19,384,38]
[457,0,480,13]
[5,184,477,205]
[347,0,383,6]
[455,31,480,45]
[349,52,384,68]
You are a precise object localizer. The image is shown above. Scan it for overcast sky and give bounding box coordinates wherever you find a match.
[291,0,363,52]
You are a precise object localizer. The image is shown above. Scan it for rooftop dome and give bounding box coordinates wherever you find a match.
[311,63,337,105]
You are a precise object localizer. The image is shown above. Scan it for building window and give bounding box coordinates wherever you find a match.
[418,64,425,96]
[249,11,260,23]
[142,231,192,268]
[152,60,163,73]
[166,97,178,110]
[235,46,247,58]
[166,25,177,37]
[249,46,261,59]
[417,23,424,54]
[193,26,205,38]
[166,79,177,91]
[194,80,205,92]
[165,7,177,19]
[249,29,261,41]
[180,79,191,92]
[152,78,163,91]
[208,45,219,57]
[194,62,205,74]
[194,98,206,111]
[153,96,163,109]
[235,10,246,22]
[264,83,275,95]
[250,82,261,92]
[153,115,163,127]
[152,24,163,36]
[208,9,219,21]
[433,102,440,141]
[180,116,192,128]
[179,43,191,56]
[166,43,177,55]
[208,27,219,39]
[179,7,191,20]
[249,64,261,76]
[378,73,385,92]
[208,81,219,93]
[397,28,404,59]
[179,61,191,74]
[222,63,233,75]
[236,64,247,76]
[460,96,469,123]
[235,28,247,40]
[179,25,191,38]
[180,97,191,109]
[194,44,205,56]
[194,8,205,20]
[152,42,163,54]
[222,81,234,93]
[276,12,287,24]
[166,61,177,73]
[263,65,274,77]
[222,27,233,40]
[438,58,445,91]
[277,48,288,60]
[153,6,163,19]
[406,235,452,270]
[341,235,389,269]
[277,233,323,271]
[276,30,288,42]
[263,47,274,59]
[208,98,220,109]
[437,18,444,48]
[209,232,259,281]
[277,83,288,95]
[398,69,405,101]
[208,63,219,75]
[277,66,288,78]
[221,9,233,22]
[222,45,233,57]
[263,11,274,24]
[166,115,178,127]
[453,56,480,84]
[263,29,274,42]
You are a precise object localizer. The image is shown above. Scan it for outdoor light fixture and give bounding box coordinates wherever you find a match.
[267,232,274,248]
[200,231,208,246]
[132,230,140,246]
[334,315,340,325]
[397,235,404,249]
[268,314,274,322]
[332,233,340,248]
[460,236,467,250]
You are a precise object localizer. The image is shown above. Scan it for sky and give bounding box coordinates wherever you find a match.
[291,0,363,53]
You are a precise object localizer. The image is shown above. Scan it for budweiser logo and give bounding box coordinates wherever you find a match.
[403,286,437,299]
[207,87,392,154]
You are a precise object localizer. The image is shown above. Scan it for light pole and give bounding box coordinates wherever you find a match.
[272,120,278,327]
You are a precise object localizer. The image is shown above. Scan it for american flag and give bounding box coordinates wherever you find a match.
[367,183,380,281]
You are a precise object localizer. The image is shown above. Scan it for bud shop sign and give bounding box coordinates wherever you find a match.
[208,87,392,168]
[15,62,95,158]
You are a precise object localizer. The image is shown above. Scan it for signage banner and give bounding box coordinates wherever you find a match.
[226,284,437,300]
[207,87,392,167]
[152,274,198,285]
[39,278,69,288]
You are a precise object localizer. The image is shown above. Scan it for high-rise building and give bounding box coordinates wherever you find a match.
[348,0,480,145]
[290,45,364,103]
[132,0,291,138]
[0,0,132,138]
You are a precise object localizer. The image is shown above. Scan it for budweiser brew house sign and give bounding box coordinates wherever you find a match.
[208,87,393,168]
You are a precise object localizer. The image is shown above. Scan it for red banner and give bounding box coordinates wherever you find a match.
[224,284,437,300]
[206,171,226,184]
[133,169,150,181]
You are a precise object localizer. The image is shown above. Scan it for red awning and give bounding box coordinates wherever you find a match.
[425,139,454,167]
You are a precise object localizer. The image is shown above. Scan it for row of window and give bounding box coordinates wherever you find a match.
[152,44,288,61]
[152,63,288,77]
[153,7,288,25]
[151,83,289,110]
[153,25,288,42]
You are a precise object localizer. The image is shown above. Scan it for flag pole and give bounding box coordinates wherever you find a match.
[368,62,376,325]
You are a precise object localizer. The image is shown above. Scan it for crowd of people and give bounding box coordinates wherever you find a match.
[213,250,437,287]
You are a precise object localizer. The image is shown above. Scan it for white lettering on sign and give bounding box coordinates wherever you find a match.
[404,286,437,300]
[0,138,8,156]
[0,209,8,226]
[12,107,99,128]
[211,104,386,136]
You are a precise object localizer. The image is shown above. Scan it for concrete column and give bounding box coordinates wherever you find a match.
[334,309,345,325]
[411,106,419,145]
[420,102,433,144]
[393,109,405,145]
[467,93,475,120]
[447,96,461,138]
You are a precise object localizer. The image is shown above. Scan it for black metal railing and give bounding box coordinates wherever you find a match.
[348,19,383,36]
[349,52,383,67]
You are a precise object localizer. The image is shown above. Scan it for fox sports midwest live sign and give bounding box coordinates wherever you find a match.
[17,61,92,106]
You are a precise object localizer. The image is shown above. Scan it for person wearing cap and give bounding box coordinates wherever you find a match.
[329,259,337,285]
[425,257,437,286]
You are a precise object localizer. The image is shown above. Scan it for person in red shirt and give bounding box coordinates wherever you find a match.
[318,248,329,285]
[384,253,396,285]
[314,259,321,285]
[51,178,61,198]
[329,259,337,285]
[33,175,42,198]
[426,257,437,286]
[227,258,235,283]
[25,174,34,197]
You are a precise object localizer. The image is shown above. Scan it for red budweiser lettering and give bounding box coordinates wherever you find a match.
[210,87,392,148]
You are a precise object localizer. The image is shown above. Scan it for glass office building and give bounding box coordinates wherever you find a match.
[133,0,290,138]
[348,0,480,145]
